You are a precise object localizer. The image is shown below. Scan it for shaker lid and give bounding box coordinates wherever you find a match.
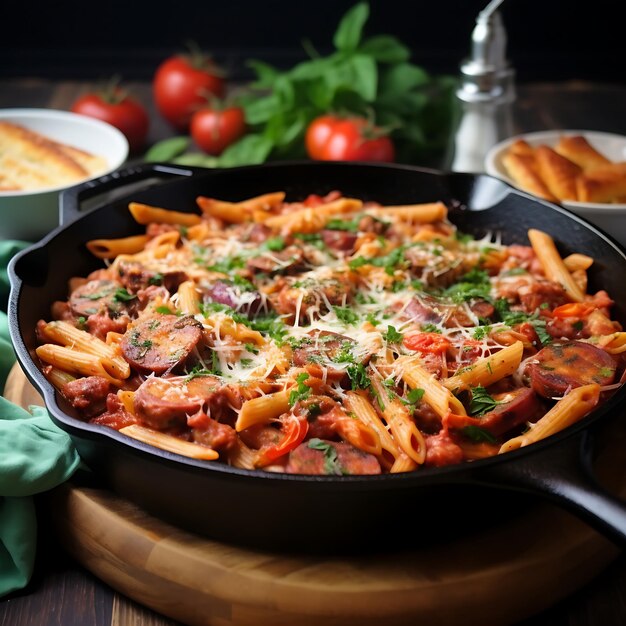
[457,0,515,103]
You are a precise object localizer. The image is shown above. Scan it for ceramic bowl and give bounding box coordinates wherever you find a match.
[485,130,626,247]
[0,108,129,242]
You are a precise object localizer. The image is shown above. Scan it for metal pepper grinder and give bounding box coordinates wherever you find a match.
[450,0,515,173]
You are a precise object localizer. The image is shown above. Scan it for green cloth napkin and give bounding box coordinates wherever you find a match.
[0,240,81,597]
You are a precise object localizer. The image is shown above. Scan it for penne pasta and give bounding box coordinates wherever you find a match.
[528,228,585,302]
[443,341,524,393]
[128,202,202,226]
[176,280,202,315]
[36,344,125,386]
[120,424,219,460]
[395,356,467,418]
[370,377,425,464]
[40,320,130,379]
[365,201,447,223]
[196,192,286,223]
[499,384,600,452]
[344,391,404,470]
[86,234,149,259]
[235,390,290,432]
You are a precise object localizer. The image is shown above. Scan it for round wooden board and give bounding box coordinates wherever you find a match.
[5,363,624,626]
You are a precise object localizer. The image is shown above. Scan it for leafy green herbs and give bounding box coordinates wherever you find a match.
[444,269,491,303]
[145,2,456,168]
[346,363,370,390]
[308,438,345,475]
[383,325,403,343]
[469,385,499,417]
[462,426,497,444]
[289,372,312,406]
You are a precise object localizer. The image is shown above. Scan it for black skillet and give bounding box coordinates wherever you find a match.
[8,161,626,553]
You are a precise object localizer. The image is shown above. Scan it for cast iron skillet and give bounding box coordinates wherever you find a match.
[8,161,626,553]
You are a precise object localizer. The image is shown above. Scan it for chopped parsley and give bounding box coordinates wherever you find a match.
[384,325,404,343]
[264,236,286,252]
[185,364,214,381]
[289,372,312,406]
[308,438,345,475]
[346,363,370,390]
[469,385,500,416]
[462,425,497,443]
[113,288,137,302]
[332,306,359,325]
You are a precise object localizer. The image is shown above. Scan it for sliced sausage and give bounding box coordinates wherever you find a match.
[133,374,222,429]
[518,280,568,313]
[62,375,112,418]
[90,393,137,430]
[116,260,188,294]
[402,297,443,325]
[205,279,264,316]
[528,341,617,398]
[69,279,130,318]
[246,246,305,274]
[190,413,237,451]
[447,387,544,437]
[286,440,381,475]
[134,374,242,431]
[424,431,464,467]
[321,229,358,253]
[121,314,203,374]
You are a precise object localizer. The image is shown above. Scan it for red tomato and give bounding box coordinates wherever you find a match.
[255,416,309,467]
[190,105,246,155]
[403,332,451,355]
[305,115,395,163]
[551,302,596,318]
[153,53,225,131]
[71,88,149,153]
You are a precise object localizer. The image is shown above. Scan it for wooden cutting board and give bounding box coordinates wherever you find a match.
[4,363,623,626]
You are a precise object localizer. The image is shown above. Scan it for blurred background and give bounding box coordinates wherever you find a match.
[1,0,624,84]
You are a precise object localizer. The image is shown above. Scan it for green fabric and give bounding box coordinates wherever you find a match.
[0,240,30,311]
[0,241,81,597]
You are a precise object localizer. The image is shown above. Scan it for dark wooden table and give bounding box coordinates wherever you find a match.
[2,78,626,626]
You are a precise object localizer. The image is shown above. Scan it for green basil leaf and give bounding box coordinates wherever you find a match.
[217,134,273,167]
[378,63,430,100]
[333,2,369,52]
[247,59,280,88]
[349,54,378,102]
[172,152,219,167]
[359,35,410,63]
[245,94,283,125]
[144,136,190,163]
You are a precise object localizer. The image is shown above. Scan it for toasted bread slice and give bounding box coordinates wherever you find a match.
[508,138,535,157]
[0,121,106,191]
[576,162,626,203]
[502,151,558,201]
[535,145,582,201]
[554,135,612,171]
[57,144,108,177]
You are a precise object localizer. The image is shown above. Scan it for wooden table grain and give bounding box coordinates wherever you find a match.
[2,78,626,626]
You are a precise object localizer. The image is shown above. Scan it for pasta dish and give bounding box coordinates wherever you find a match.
[34,190,626,475]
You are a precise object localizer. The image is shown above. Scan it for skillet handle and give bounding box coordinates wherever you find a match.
[472,428,626,546]
[59,162,206,226]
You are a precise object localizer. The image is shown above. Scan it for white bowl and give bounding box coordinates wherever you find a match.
[0,108,129,241]
[485,130,626,247]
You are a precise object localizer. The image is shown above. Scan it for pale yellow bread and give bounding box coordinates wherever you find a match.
[576,162,626,203]
[502,151,558,201]
[554,135,612,171]
[0,121,107,192]
[535,144,582,201]
[508,138,535,157]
